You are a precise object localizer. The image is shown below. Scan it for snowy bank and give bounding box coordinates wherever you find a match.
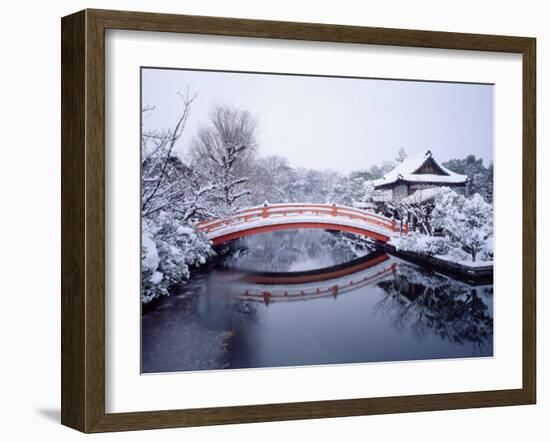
[383,242,492,284]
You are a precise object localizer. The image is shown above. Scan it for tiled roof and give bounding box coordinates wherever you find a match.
[373,150,468,188]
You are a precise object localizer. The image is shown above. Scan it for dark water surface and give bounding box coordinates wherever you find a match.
[142,231,493,373]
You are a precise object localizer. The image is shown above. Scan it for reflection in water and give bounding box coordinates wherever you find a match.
[223,251,395,303]
[374,264,493,352]
[141,230,493,373]
[223,230,375,272]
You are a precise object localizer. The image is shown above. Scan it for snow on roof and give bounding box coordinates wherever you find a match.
[372,150,468,188]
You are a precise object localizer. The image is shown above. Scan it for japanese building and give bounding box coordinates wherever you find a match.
[372,150,468,201]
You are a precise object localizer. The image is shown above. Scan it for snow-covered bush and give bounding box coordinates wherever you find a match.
[393,231,451,256]
[431,188,493,262]
[141,214,213,303]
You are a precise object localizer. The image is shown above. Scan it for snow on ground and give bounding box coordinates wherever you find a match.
[434,255,493,268]
[389,234,493,268]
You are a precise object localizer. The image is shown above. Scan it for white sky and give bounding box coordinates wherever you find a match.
[142,68,493,174]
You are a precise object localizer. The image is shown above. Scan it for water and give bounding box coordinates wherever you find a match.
[141,230,493,373]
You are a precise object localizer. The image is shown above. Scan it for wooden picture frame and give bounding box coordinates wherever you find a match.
[61,8,536,433]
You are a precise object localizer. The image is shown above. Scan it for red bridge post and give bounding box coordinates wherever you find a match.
[262,202,269,218]
[331,203,337,216]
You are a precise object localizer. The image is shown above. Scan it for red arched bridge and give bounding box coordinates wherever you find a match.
[196,203,407,245]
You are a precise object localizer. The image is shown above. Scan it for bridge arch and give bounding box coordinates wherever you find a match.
[196,203,405,246]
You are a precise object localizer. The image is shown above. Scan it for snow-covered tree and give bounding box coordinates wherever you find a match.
[141,91,220,221]
[395,147,407,163]
[329,174,365,205]
[141,92,216,303]
[361,181,376,200]
[141,94,192,216]
[350,161,396,181]
[431,188,493,262]
[247,155,295,205]
[443,155,493,202]
[191,105,258,214]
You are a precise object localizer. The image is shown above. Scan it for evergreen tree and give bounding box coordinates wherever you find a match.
[443,155,493,202]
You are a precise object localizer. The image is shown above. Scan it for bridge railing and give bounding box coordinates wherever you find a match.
[196,203,399,234]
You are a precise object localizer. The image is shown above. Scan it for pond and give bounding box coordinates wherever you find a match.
[141,230,493,373]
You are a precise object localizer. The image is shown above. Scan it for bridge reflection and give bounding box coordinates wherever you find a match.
[218,250,397,304]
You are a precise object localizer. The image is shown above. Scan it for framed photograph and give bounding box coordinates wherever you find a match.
[61,9,536,432]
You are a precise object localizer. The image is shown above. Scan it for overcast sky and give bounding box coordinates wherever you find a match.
[142,68,493,174]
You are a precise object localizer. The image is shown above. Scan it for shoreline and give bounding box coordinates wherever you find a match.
[381,242,493,286]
